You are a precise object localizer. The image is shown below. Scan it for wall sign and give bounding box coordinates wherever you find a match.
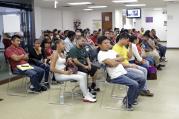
[146,17,153,23]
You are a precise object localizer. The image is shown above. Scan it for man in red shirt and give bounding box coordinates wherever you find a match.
[5,35,47,92]
[90,30,98,45]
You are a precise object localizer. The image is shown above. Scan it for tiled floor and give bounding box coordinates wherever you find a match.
[0,49,179,119]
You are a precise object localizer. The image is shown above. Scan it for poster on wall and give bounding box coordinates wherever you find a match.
[92,20,102,31]
[105,16,110,22]
[146,17,153,23]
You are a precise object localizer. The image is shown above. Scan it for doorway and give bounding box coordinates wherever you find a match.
[102,12,112,32]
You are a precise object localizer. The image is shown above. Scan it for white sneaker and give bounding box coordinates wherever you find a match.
[83,95,97,103]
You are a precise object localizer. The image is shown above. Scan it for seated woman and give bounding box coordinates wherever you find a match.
[50,39,96,103]
[29,39,50,87]
[41,36,53,64]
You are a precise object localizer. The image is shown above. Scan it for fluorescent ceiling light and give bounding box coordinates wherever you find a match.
[83,9,93,11]
[54,0,58,8]
[112,0,138,3]
[125,4,146,7]
[153,8,163,10]
[68,2,92,5]
[88,6,108,9]
[163,0,178,1]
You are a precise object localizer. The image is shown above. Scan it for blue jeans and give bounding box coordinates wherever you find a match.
[13,65,45,91]
[126,67,147,91]
[39,63,50,82]
[145,56,155,66]
[111,75,139,105]
[158,44,167,58]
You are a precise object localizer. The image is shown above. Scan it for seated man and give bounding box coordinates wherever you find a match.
[69,36,99,93]
[64,31,76,53]
[5,35,47,92]
[97,36,145,111]
[150,29,167,62]
[142,33,164,70]
[104,30,115,46]
[113,33,153,97]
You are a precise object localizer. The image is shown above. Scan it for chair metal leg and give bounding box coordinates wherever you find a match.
[7,76,30,97]
[100,82,128,110]
[111,84,126,100]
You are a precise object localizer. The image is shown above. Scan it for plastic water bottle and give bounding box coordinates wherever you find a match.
[60,95,64,104]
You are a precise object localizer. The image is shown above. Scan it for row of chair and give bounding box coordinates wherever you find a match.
[6,63,128,110]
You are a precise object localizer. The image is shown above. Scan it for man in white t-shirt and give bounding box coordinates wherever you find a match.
[97,36,145,111]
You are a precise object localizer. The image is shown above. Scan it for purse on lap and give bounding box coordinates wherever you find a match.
[66,59,78,74]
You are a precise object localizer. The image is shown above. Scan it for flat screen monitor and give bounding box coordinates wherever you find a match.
[126,8,141,18]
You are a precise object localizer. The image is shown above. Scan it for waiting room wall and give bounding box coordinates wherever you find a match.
[76,10,116,32]
[167,3,179,48]
[124,8,167,41]
[34,7,169,44]
[34,6,75,38]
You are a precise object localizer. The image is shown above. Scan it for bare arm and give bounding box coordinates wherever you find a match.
[73,58,87,68]
[127,43,133,59]
[103,58,121,67]
[114,55,125,62]
[10,54,28,61]
[86,57,91,66]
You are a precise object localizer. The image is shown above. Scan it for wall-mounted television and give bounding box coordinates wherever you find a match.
[126,8,141,18]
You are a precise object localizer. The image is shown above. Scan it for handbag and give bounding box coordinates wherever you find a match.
[66,59,78,74]
[147,66,157,80]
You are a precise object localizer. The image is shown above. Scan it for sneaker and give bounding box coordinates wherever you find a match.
[164,58,168,62]
[28,87,40,93]
[83,95,97,103]
[43,82,50,89]
[161,57,168,62]
[127,104,134,111]
[157,66,162,70]
[159,64,165,67]
[140,90,154,97]
[40,85,47,91]
[92,88,100,92]
[88,87,97,95]
[91,83,100,92]
[133,99,138,105]
[88,92,96,99]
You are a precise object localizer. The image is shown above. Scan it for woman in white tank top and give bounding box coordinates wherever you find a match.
[50,39,96,103]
